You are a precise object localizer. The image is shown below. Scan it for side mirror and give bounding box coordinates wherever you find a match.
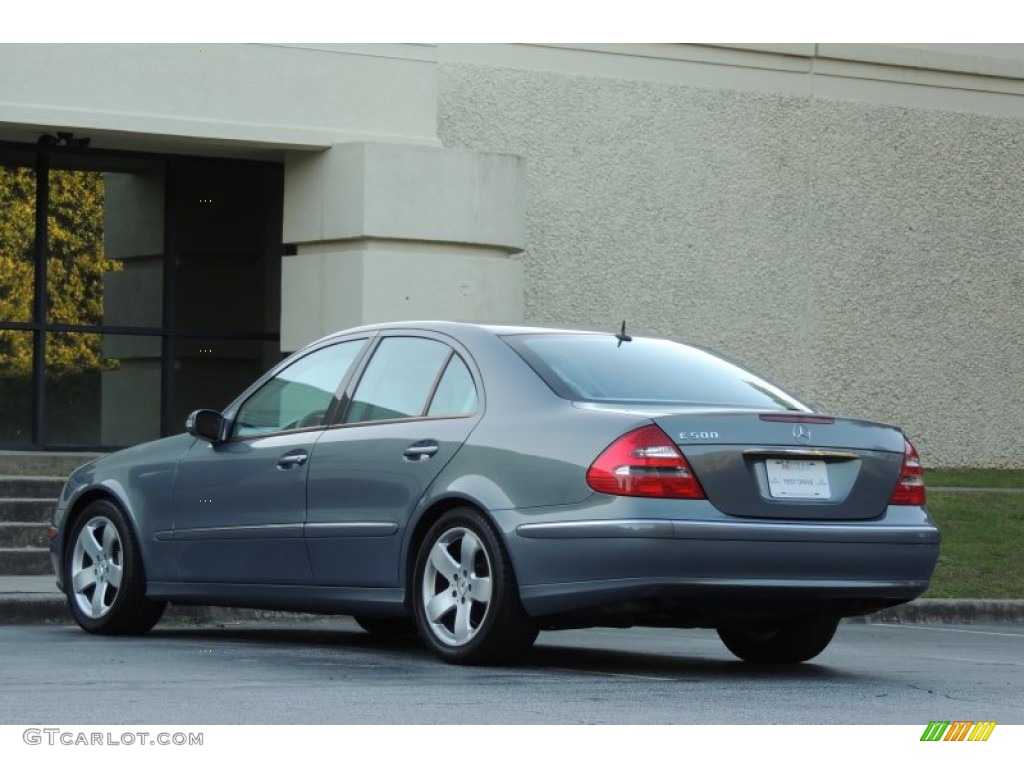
[186,409,226,443]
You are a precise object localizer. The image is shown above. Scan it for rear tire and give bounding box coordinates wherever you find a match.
[64,499,165,635]
[412,507,537,665]
[717,616,839,663]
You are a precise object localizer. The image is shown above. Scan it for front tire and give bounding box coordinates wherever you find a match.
[64,499,165,635]
[717,616,839,663]
[412,508,537,665]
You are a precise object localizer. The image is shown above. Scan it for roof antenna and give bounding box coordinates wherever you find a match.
[615,320,632,347]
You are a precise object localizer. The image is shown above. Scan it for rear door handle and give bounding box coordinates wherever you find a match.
[277,450,309,469]
[403,440,439,461]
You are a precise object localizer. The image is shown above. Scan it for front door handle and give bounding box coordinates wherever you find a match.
[277,450,309,469]
[403,440,439,461]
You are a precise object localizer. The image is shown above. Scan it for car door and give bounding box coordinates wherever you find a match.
[305,333,482,586]
[172,337,368,583]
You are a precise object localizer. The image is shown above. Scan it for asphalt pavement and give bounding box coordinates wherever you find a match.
[2,619,1022,724]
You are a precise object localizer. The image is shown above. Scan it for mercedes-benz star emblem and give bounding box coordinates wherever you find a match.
[793,424,812,444]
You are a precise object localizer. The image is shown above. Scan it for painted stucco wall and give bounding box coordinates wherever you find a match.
[438,59,1024,467]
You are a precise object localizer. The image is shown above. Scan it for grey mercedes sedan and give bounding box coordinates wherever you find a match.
[48,321,940,665]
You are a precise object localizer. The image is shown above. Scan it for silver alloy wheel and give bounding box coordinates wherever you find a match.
[421,526,493,646]
[70,516,124,619]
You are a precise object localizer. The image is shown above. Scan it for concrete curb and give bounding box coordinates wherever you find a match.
[0,593,330,627]
[2,593,1022,628]
[843,599,1024,625]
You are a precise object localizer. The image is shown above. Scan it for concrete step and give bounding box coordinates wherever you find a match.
[0,476,65,499]
[0,548,52,576]
[0,499,55,523]
[0,451,100,477]
[0,593,71,625]
[0,523,49,549]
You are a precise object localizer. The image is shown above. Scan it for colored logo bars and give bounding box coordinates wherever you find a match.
[920,721,997,742]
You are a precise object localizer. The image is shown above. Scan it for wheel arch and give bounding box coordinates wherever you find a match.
[60,488,134,575]
[402,494,496,609]
[404,494,538,663]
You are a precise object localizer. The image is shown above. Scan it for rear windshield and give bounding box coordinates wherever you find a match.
[504,334,808,410]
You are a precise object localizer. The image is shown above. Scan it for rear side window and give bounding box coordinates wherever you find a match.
[345,337,451,423]
[504,334,807,410]
[427,355,478,416]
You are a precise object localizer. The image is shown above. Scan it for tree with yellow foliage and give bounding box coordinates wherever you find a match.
[1,165,120,375]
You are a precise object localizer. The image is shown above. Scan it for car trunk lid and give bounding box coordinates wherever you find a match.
[647,410,907,520]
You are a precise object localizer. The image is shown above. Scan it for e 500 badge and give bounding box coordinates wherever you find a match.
[678,431,720,441]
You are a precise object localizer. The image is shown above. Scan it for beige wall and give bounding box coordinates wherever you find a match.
[437,44,1024,468]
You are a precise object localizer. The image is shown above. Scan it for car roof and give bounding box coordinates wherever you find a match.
[315,320,606,345]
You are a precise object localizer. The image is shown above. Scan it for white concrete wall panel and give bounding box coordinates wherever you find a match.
[438,62,1024,467]
[281,139,527,350]
[281,242,523,351]
[0,44,440,151]
[283,142,525,250]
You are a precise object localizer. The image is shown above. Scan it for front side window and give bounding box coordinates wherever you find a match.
[233,339,366,437]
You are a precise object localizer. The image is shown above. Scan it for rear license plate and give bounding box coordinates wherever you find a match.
[766,459,831,499]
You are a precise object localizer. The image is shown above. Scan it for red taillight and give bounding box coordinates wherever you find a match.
[890,438,926,505]
[587,424,706,499]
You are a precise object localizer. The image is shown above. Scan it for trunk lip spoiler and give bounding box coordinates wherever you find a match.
[759,414,835,424]
[742,448,861,460]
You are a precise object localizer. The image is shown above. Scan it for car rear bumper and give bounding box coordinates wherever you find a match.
[516,517,939,544]
[501,500,940,623]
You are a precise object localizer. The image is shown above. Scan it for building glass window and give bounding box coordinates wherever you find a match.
[0,140,283,450]
[0,329,33,444]
[0,152,35,324]
[44,332,162,446]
